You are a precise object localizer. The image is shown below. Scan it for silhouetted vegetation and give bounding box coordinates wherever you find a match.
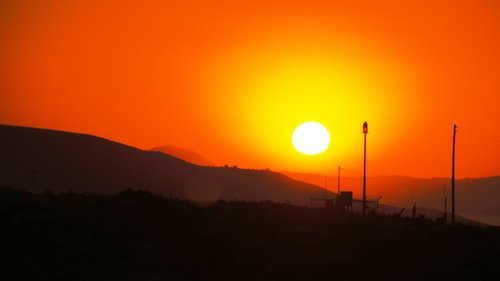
[1,187,499,281]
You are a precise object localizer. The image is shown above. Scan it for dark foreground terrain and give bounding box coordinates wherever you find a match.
[1,187,499,281]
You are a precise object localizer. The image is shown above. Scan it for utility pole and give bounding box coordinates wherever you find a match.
[362,121,368,216]
[451,124,457,224]
[337,166,341,194]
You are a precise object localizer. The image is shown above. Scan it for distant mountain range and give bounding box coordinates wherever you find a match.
[0,124,321,206]
[1,124,497,225]
[282,171,500,226]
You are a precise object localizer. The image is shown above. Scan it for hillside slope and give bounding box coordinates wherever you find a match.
[1,188,499,281]
[0,124,320,205]
[150,145,213,166]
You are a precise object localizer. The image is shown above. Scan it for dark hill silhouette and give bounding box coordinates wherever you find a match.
[1,187,499,281]
[150,145,213,166]
[0,124,321,205]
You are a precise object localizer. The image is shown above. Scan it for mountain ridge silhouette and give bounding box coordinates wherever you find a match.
[150,145,213,166]
[0,124,321,205]
[0,124,494,225]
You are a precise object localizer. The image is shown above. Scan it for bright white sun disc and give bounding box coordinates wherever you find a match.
[292,121,330,155]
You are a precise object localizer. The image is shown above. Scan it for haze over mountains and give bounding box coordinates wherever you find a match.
[0,124,321,206]
[1,124,498,225]
[282,172,500,226]
[141,144,500,226]
[140,144,500,225]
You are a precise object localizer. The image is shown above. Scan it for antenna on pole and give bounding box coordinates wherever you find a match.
[362,121,368,216]
[451,124,457,224]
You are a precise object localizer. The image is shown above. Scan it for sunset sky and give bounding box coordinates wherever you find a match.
[1,0,499,178]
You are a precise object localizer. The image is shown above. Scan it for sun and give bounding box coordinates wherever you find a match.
[292,121,330,155]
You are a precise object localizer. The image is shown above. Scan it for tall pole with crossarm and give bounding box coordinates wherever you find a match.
[451,124,457,224]
[362,121,368,216]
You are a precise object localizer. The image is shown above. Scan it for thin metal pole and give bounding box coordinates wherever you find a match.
[451,124,456,224]
[363,122,368,216]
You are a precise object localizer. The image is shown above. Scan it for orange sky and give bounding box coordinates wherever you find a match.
[1,0,499,178]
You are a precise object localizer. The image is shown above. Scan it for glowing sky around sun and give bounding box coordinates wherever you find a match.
[1,0,499,177]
